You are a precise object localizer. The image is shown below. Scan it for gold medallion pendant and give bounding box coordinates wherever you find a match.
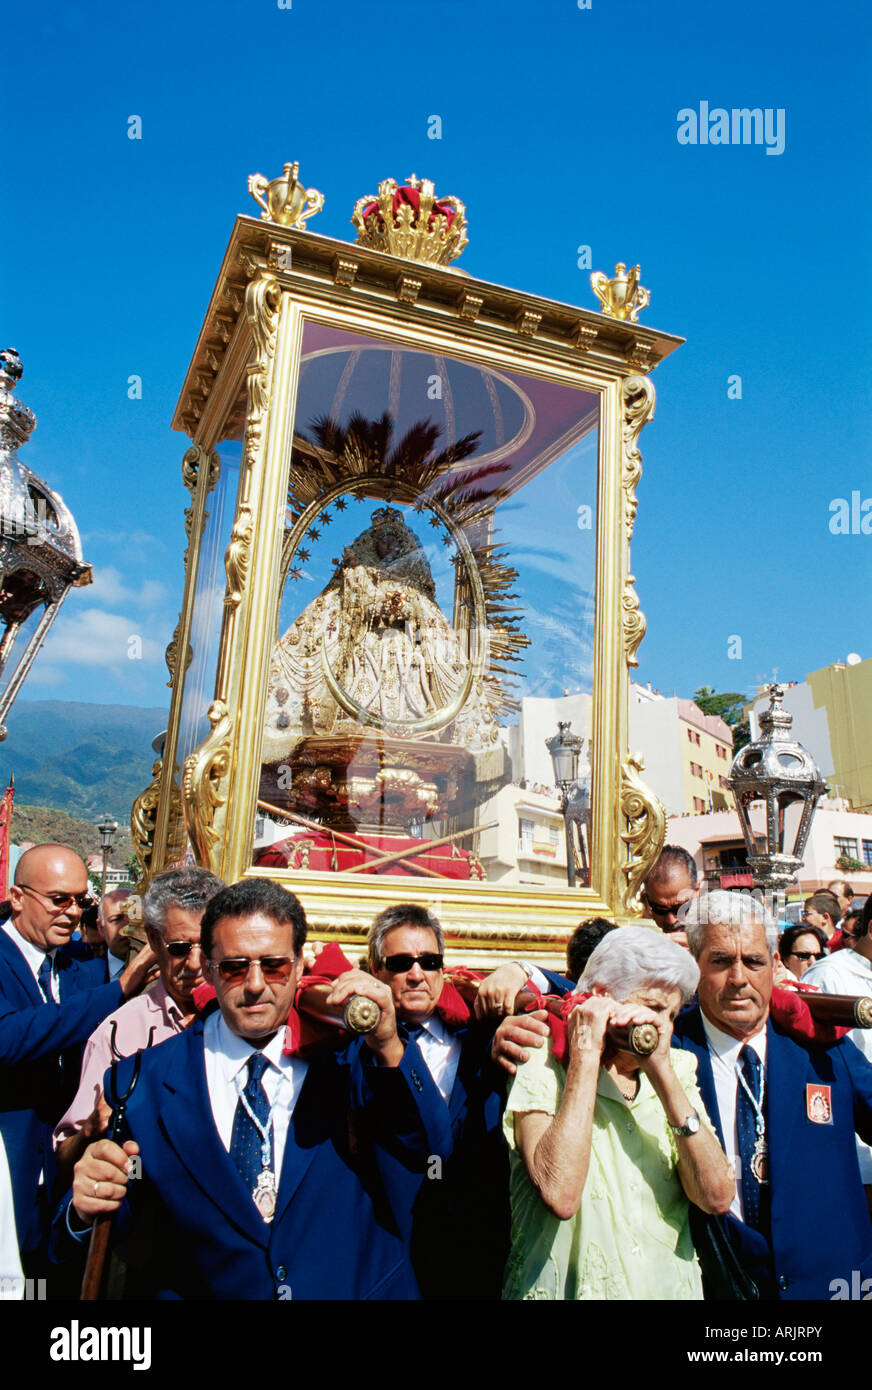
[253,1170,277,1222]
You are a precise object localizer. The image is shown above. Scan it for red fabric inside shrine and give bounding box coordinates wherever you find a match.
[255,831,482,879]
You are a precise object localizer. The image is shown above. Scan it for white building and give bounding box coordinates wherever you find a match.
[477,692,591,886]
[629,683,733,817]
[664,797,872,896]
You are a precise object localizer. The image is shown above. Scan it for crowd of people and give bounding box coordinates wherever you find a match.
[1,839,871,1301]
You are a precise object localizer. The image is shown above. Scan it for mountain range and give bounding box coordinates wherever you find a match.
[0,701,168,826]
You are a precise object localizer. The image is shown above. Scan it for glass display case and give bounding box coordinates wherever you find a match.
[132,169,683,960]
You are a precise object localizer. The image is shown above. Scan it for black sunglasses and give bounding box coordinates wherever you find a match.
[382,952,444,973]
[18,884,91,911]
[211,955,295,984]
[164,940,201,960]
[789,950,821,962]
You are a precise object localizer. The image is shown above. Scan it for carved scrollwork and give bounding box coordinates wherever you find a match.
[181,443,221,492]
[130,758,188,882]
[620,752,666,914]
[621,375,655,545]
[181,444,204,492]
[241,275,281,482]
[216,274,280,615]
[620,375,656,671]
[224,506,253,608]
[165,614,193,689]
[182,699,233,871]
[621,574,647,670]
[129,758,163,884]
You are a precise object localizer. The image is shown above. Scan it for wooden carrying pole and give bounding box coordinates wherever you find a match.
[446,972,659,1058]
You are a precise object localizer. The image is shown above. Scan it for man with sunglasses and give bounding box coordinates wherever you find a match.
[0,843,156,1274]
[61,879,442,1298]
[640,845,699,946]
[53,867,224,1180]
[353,904,510,1299]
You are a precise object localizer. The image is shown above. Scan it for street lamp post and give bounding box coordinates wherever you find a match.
[726,683,826,895]
[96,814,118,903]
[546,721,584,888]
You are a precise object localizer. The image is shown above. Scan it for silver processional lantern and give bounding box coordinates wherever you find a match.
[0,348,92,739]
[726,683,826,891]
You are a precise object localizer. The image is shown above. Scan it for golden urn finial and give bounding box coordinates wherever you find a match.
[590,263,650,322]
[247,161,324,229]
[351,175,468,266]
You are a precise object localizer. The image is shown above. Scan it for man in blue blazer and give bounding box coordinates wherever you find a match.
[489,898,872,1300]
[61,879,445,1299]
[343,904,508,1300]
[0,843,153,1266]
[675,889,872,1300]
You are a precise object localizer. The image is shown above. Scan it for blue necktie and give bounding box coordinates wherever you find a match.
[230,1054,273,1196]
[404,1021,425,1040]
[37,953,54,1002]
[737,1045,768,1232]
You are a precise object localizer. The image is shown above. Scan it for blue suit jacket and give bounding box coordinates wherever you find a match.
[55,1013,448,1299]
[353,1019,509,1300]
[541,968,572,995]
[672,1005,872,1300]
[0,924,123,1255]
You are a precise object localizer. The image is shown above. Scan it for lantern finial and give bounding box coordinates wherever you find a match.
[726,683,826,891]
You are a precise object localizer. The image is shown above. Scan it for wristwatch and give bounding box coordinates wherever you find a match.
[668,1110,701,1137]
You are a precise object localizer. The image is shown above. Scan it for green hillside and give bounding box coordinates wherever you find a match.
[10,803,135,865]
[0,701,168,827]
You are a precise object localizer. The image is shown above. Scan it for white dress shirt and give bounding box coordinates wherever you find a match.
[804,946,872,1180]
[107,950,125,983]
[0,1131,24,1298]
[409,1012,461,1102]
[1,918,58,1001]
[700,1013,767,1224]
[203,1012,308,1181]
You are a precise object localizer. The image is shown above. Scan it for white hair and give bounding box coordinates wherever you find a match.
[682,888,778,958]
[578,925,699,1006]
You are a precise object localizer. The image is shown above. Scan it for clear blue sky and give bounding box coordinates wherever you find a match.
[3,0,870,713]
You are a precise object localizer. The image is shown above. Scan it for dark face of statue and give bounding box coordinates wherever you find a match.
[375,530,402,561]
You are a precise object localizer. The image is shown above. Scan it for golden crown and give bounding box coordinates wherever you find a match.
[351,175,468,267]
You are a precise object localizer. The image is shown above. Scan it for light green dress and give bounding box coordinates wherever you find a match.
[502,1042,708,1300]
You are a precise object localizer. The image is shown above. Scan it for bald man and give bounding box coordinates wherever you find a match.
[0,844,154,1271]
[98,888,133,982]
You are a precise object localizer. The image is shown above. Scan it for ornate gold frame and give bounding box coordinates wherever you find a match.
[132,215,681,961]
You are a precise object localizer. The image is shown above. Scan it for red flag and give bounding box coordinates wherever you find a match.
[0,774,14,899]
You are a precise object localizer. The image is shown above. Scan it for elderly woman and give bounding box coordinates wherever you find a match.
[502,927,734,1300]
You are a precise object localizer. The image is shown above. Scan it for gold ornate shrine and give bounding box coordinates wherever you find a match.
[131,167,683,963]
